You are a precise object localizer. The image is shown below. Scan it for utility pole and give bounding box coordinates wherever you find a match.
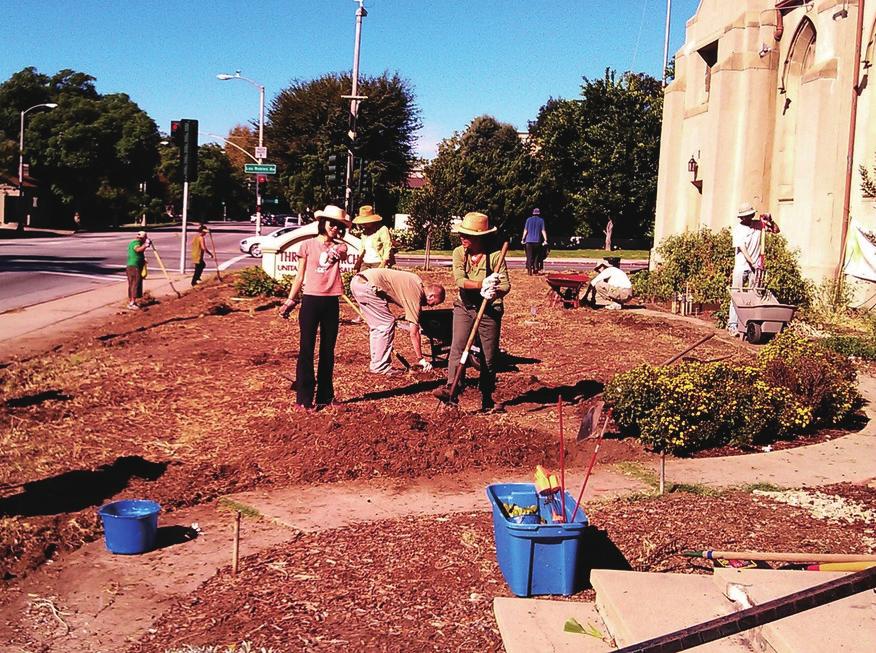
[345,0,368,215]
[662,0,672,86]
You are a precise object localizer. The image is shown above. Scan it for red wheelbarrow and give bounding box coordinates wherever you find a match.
[545,273,591,309]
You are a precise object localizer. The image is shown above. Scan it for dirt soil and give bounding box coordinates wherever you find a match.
[0,269,872,651]
[121,485,876,653]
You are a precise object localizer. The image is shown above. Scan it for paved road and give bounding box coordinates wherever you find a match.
[0,222,257,314]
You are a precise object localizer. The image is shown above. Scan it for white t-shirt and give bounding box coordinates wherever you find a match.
[592,266,631,289]
[733,222,762,271]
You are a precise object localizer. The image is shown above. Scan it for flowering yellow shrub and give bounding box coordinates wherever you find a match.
[605,359,818,454]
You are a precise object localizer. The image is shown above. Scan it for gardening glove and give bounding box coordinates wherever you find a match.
[417,358,433,372]
[482,272,501,289]
[480,284,498,300]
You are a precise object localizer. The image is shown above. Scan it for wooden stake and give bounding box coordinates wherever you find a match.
[659,451,666,495]
[231,510,241,574]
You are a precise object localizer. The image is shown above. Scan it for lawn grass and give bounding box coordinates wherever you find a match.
[402,248,651,259]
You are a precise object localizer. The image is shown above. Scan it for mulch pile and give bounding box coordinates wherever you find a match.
[130,484,876,652]
[0,268,867,592]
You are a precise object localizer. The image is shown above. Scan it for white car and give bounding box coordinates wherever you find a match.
[239,226,299,257]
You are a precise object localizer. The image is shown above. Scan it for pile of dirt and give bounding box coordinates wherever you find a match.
[127,484,876,652]
[0,271,862,586]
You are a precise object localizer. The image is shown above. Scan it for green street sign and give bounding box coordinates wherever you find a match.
[244,163,277,174]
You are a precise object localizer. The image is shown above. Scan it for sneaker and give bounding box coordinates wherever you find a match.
[606,302,622,310]
[383,369,405,378]
[292,403,314,414]
[127,302,140,310]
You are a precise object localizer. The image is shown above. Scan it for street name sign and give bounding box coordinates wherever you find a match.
[244,163,277,174]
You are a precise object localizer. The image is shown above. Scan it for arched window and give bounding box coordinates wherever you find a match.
[776,18,817,198]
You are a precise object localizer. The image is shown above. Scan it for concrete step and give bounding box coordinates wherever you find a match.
[712,568,876,653]
[590,569,754,651]
[493,597,615,653]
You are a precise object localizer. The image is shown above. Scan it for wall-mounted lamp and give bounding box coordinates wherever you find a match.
[688,155,702,191]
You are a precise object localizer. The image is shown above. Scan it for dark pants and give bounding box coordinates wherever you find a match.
[447,301,502,400]
[191,260,205,286]
[524,243,542,274]
[296,295,340,408]
[126,265,143,301]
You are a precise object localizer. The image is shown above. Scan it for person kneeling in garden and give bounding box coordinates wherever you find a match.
[581,258,632,310]
[433,212,510,413]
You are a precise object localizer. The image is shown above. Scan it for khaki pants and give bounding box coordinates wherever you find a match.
[350,276,396,373]
[447,301,502,398]
[594,281,632,305]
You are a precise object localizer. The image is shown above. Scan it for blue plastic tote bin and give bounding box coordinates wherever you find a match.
[98,499,161,554]
[486,482,589,596]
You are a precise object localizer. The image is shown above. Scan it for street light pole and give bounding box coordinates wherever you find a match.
[18,103,58,226]
[345,0,368,215]
[217,71,266,235]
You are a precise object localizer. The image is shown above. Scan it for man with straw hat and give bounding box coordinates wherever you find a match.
[581,258,632,309]
[352,205,393,271]
[433,211,510,412]
[727,202,780,336]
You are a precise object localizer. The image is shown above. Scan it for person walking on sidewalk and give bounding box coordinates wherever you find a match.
[521,208,548,275]
[434,212,510,412]
[352,205,393,271]
[351,268,445,376]
[278,205,351,411]
[126,231,150,309]
[190,225,214,286]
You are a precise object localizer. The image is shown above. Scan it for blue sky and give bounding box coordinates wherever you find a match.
[2,0,700,158]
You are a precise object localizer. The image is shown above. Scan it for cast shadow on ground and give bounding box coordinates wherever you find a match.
[0,455,168,518]
[154,525,199,550]
[97,315,202,341]
[578,526,633,590]
[345,378,446,404]
[505,379,604,409]
[6,388,72,408]
[498,352,541,372]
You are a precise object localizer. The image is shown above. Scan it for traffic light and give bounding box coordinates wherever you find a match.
[326,152,346,199]
[180,119,198,182]
[257,175,267,185]
[169,119,198,182]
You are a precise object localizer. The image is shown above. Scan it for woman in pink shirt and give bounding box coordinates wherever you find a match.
[280,205,351,410]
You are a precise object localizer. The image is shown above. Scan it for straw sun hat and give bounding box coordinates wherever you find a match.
[315,204,352,227]
[352,205,382,225]
[736,203,756,219]
[451,211,497,236]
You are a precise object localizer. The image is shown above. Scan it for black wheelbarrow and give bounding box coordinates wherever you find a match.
[730,288,796,344]
[419,307,481,369]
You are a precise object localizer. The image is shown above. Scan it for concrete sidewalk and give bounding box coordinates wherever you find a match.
[0,272,190,361]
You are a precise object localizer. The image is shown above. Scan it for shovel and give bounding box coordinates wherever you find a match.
[207,229,222,281]
[149,243,182,298]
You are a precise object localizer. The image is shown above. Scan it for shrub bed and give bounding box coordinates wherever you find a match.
[604,331,861,454]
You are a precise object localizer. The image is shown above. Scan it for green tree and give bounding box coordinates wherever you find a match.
[266,72,421,215]
[158,143,249,222]
[0,67,161,227]
[530,69,663,239]
[408,115,542,246]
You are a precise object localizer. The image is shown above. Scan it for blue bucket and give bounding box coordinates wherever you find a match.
[97,499,161,554]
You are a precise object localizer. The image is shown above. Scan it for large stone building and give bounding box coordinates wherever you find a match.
[654,0,876,285]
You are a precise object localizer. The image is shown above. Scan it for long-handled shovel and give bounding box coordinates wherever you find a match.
[149,243,182,298]
[341,293,367,323]
[440,241,510,406]
[207,229,222,281]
